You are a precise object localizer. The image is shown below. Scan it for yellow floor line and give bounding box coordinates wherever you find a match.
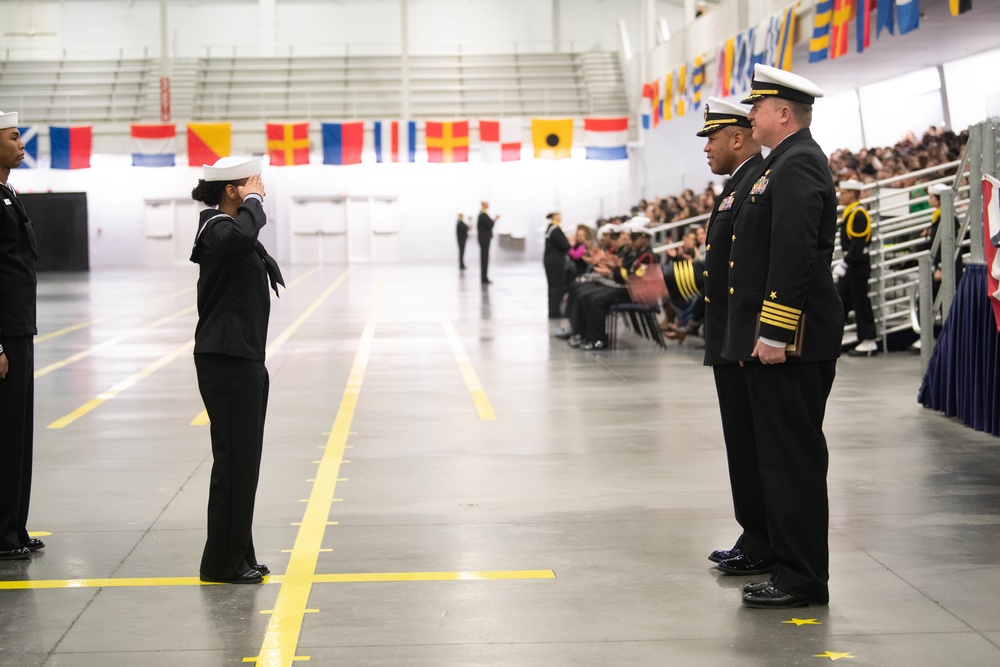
[35,318,106,344]
[190,267,343,426]
[145,285,195,306]
[35,306,196,380]
[0,570,555,591]
[245,275,383,667]
[47,339,195,429]
[420,270,496,420]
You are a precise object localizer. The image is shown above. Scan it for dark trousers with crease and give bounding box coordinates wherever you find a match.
[838,267,876,341]
[713,363,771,560]
[743,360,836,604]
[544,258,568,318]
[195,353,268,578]
[479,239,491,283]
[0,337,34,551]
[458,236,467,269]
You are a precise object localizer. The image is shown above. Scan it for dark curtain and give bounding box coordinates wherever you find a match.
[918,264,1000,437]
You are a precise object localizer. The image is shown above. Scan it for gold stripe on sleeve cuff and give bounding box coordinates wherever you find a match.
[759,316,798,331]
[761,301,802,316]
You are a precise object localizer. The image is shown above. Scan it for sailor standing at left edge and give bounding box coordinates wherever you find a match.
[191,156,285,584]
[0,111,42,561]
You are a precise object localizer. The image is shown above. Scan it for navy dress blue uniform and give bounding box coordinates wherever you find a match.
[723,125,844,605]
[701,153,767,560]
[837,198,877,342]
[0,179,38,555]
[192,189,283,582]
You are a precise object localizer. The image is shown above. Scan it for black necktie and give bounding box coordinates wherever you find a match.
[256,244,285,298]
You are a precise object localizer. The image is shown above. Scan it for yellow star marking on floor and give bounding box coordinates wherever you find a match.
[782,618,822,626]
[0,570,555,591]
[813,651,855,661]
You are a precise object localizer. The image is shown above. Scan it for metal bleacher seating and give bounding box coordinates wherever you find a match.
[0,50,627,150]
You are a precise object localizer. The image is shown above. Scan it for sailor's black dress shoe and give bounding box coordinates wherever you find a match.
[742,583,813,609]
[708,547,742,563]
[716,553,776,575]
[0,546,31,560]
[24,538,45,552]
[253,563,270,576]
[743,580,772,594]
[200,569,263,585]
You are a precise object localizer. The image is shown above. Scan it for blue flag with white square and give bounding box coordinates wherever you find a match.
[17,126,39,168]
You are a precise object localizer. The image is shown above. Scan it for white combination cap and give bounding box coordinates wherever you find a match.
[0,111,18,129]
[697,97,752,137]
[839,179,866,191]
[203,156,261,182]
[742,64,825,105]
[928,183,951,196]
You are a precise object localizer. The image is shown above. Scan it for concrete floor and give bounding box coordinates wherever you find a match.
[1,262,998,667]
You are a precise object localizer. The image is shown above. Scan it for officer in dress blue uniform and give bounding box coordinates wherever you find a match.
[692,98,771,575]
[723,66,844,609]
[0,111,43,561]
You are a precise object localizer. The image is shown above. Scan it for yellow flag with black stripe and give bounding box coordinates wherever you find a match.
[531,118,573,159]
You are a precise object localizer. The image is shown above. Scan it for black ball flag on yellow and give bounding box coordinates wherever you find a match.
[531,118,573,159]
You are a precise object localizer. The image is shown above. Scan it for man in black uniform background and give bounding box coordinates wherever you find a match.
[456,212,469,271]
[477,201,498,284]
[724,65,844,608]
[693,98,770,576]
[834,180,878,357]
[0,111,42,561]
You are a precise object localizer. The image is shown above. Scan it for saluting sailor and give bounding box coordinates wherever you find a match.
[834,180,879,357]
[723,65,844,609]
[191,156,284,585]
[693,98,771,576]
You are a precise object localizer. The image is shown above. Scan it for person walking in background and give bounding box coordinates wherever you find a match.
[725,65,844,609]
[0,111,42,561]
[456,212,469,271]
[190,156,285,585]
[693,98,766,576]
[543,211,571,319]
[478,200,498,284]
[834,180,879,357]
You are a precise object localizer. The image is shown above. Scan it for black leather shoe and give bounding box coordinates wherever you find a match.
[742,584,812,608]
[253,563,270,576]
[717,553,776,575]
[200,569,263,585]
[743,580,772,594]
[709,546,742,563]
[24,538,45,552]
[0,547,32,560]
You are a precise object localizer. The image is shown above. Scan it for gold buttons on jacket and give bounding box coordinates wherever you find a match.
[706,244,711,250]
[729,287,735,295]
[703,270,709,277]
[729,261,734,268]
[704,296,711,303]
[731,234,736,241]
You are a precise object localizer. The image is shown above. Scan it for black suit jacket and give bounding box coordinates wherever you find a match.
[477,211,494,245]
[721,129,844,363]
[702,153,763,366]
[0,182,38,340]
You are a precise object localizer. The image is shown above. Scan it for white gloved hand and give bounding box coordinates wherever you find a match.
[832,260,848,280]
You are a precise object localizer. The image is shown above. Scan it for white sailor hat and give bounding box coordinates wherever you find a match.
[838,179,866,192]
[928,183,951,196]
[697,97,752,137]
[203,156,261,182]
[0,111,18,129]
[741,64,824,105]
[596,224,613,237]
[626,218,653,236]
